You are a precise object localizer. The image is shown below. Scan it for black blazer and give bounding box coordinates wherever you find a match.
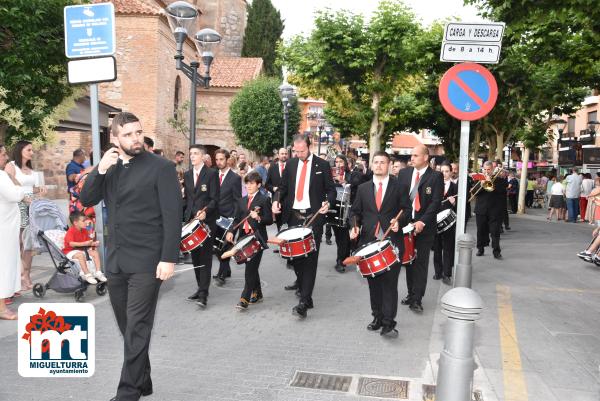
[218,169,241,218]
[230,191,273,243]
[398,166,444,232]
[349,175,412,252]
[183,165,219,232]
[276,155,337,224]
[80,151,182,273]
[474,177,507,217]
[440,181,458,212]
[265,161,286,195]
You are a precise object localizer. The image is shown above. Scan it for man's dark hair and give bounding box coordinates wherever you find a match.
[143,136,154,148]
[238,161,248,171]
[111,112,140,136]
[175,150,185,156]
[12,140,33,169]
[244,171,263,184]
[153,149,164,156]
[372,150,390,161]
[215,148,230,159]
[260,155,269,163]
[69,211,86,225]
[189,144,207,155]
[73,148,85,158]
[292,133,311,146]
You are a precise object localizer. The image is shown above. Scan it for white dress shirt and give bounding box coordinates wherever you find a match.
[293,154,313,210]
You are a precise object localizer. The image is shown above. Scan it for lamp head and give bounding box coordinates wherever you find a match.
[166,1,198,41]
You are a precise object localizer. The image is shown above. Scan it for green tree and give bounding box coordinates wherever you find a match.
[241,0,284,77]
[229,77,300,155]
[279,0,425,155]
[0,0,83,143]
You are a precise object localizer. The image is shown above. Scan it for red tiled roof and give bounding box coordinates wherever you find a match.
[391,134,422,149]
[93,0,162,16]
[209,57,264,88]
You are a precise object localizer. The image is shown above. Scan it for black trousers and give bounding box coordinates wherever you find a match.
[433,227,455,278]
[191,237,214,296]
[288,211,323,305]
[526,190,534,207]
[405,229,436,303]
[241,250,263,301]
[332,224,350,264]
[503,204,510,228]
[476,213,501,252]
[216,249,231,278]
[508,194,518,213]
[368,263,401,327]
[108,271,162,401]
[325,223,332,240]
[275,213,283,233]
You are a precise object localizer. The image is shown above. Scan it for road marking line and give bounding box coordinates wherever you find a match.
[497,285,529,401]
[533,286,600,294]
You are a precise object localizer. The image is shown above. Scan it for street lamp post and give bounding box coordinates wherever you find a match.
[550,117,567,171]
[166,1,222,148]
[317,122,324,156]
[279,82,295,148]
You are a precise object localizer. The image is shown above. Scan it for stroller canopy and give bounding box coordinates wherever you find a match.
[28,199,68,251]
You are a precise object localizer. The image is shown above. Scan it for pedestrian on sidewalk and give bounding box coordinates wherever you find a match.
[548,176,566,221]
[565,168,582,222]
[580,173,594,221]
[0,144,30,320]
[80,112,182,401]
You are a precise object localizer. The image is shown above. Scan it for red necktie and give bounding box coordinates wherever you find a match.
[296,160,308,201]
[374,182,383,236]
[414,171,421,212]
[244,195,254,234]
[219,173,223,185]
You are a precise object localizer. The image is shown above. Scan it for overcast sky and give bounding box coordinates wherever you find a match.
[270,0,485,40]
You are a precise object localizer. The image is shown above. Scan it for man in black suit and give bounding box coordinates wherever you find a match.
[80,112,182,401]
[349,151,411,338]
[272,134,336,318]
[433,163,458,285]
[265,147,288,233]
[397,145,443,313]
[213,148,241,285]
[183,145,219,308]
[474,161,507,259]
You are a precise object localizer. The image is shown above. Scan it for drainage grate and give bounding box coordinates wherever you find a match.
[290,371,352,392]
[421,384,484,401]
[357,377,409,399]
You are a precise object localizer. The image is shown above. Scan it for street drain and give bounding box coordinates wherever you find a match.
[290,371,352,392]
[357,377,409,399]
[421,384,484,401]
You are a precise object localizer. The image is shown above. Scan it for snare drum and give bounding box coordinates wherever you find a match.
[354,239,399,277]
[213,216,234,252]
[436,209,457,234]
[401,224,416,265]
[326,185,351,227]
[275,226,316,260]
[231,234,264,264]
[180,220,211,253]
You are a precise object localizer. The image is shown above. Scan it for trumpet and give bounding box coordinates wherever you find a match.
[468,168,502,202]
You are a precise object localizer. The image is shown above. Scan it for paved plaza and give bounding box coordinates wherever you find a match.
[1,206,599,401]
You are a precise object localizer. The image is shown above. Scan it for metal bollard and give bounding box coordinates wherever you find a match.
[454,233,475,288]
[435,287,483,401]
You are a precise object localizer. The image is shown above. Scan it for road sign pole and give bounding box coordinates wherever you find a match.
[90,84,105,266]
[453,120,470,282]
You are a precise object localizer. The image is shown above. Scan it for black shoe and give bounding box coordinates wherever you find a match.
[493,252,503,259]
[400,296,412,305]
[109,398,120,401]
[409,301,424,313]
[186,292,200,302]
[273,249,280,254]
[326,238,333,245]
[433,274,442,280]
[292,303,308,318]
[380,326,399,338]
[305,298,314,309]
[295,289,301,298]
[196,296,207,308]
[249,291,263,304]
[286,262,293,269]
[476,249,484,256]
[442,276,452,285]
[236,300,248,310]
[213,275,226,286]
[225,271,231,278]
[367,318,382,331]
[335,263,346,273]
[284,282,299,291]
[505,226,511,230]
[141,384,153,396]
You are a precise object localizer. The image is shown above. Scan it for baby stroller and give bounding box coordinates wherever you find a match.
[28,199,107,302]
[532,189,545,209]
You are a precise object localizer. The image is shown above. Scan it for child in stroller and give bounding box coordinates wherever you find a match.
[63,211,107,284]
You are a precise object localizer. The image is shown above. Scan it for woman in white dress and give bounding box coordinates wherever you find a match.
[4,140,46,290]
[0,144,28,320]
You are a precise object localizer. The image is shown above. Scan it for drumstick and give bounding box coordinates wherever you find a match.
[303,203,328,228]
[441,194,458,203]
[342,255,361,266]
[186,207,208,224]
[267,237,286,246]
[379,209,404,243]
[351,215,359,242]
[231,206,261,231]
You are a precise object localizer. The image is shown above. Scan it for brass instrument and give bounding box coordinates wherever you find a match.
[468,168,502,202]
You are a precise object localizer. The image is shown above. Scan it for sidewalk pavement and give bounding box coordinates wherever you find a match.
[0,204,599,401]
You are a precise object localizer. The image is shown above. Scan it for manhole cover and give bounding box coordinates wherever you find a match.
[357,377,408,399]
[290,371,351,392]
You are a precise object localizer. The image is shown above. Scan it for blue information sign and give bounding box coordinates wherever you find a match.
[64,3,115,59]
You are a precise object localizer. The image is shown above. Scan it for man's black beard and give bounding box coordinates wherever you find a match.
[123,146,144,157]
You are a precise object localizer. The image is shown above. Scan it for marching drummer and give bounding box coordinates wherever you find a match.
[226,171,273,310]
[349,151,411,338]
[433,163,458,285]
[330,154,352,273]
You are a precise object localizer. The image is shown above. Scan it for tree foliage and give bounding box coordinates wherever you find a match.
[0,0,83,143]
[229,77,300,155]
[241,0,284,78]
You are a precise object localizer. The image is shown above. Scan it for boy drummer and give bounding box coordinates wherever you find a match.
[226,171,273,310]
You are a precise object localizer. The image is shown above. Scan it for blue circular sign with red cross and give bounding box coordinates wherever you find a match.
[438,63,498,121]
